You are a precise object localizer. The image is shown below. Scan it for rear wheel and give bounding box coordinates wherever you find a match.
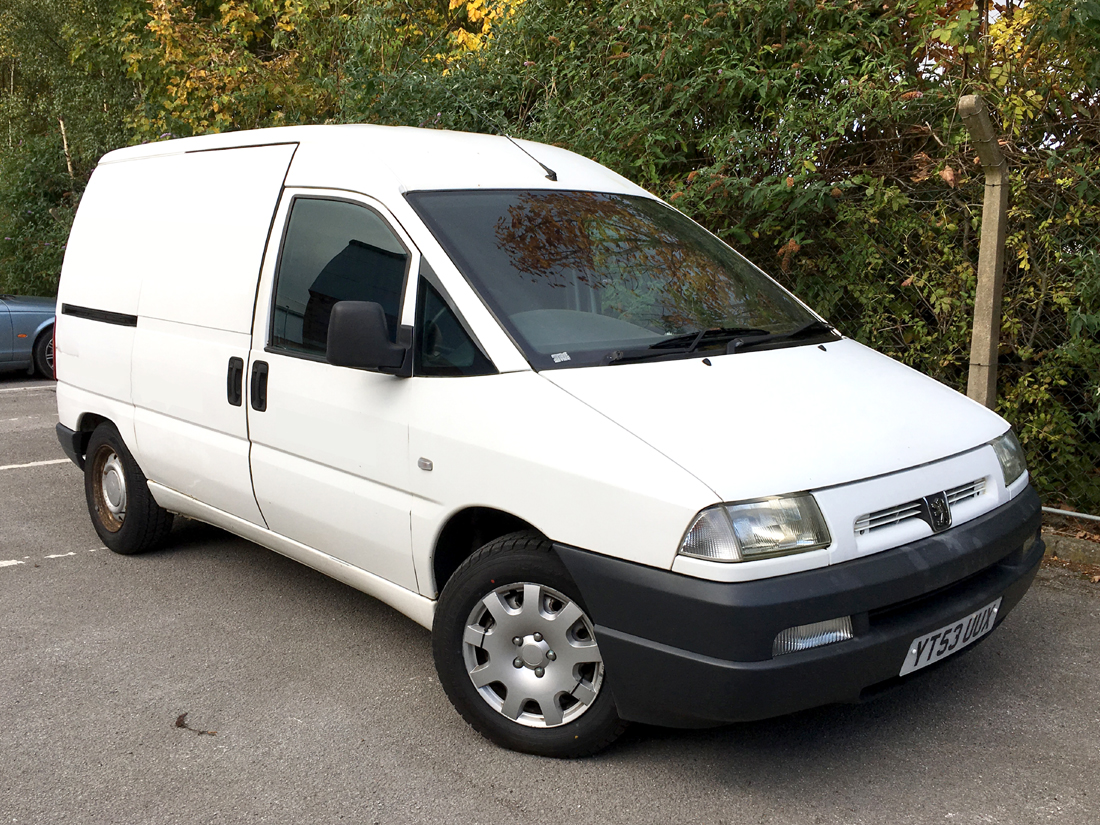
[432,531,626,757]
[32,329,53,377]
[84,423,173,554]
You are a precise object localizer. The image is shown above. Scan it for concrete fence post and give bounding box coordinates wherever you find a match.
[958,94,1009,409]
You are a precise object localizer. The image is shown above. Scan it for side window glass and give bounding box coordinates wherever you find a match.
[415,276,496,377]
[271,198,409,356]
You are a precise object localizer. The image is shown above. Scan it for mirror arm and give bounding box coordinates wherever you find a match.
[380,325,414,378]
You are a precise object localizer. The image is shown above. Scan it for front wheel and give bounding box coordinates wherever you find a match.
[432,532,626,757]
[84,422,173,554]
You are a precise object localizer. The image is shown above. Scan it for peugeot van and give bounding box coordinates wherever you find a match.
[54,125,1042,757]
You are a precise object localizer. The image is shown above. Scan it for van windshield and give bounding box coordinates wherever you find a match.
[406,189,832,369]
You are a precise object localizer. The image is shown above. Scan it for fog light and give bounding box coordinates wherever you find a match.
[773,616,854,657]
[1021,529,1041,559]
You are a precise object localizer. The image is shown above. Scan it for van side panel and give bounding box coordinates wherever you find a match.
[54,316,136,430]
[129,144,296,332]
[56,164,144,411]
[126,144,296,526]
[58,162,147,317]
[133,319,265,525]
[56,382,140,450]
[56,143,296,482]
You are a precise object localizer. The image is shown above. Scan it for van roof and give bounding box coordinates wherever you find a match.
[98,124,650,198]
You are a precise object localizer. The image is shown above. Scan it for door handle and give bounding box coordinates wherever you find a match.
[250,360,269,412]
[226,357,244,406]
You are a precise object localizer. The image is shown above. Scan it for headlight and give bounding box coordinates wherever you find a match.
[678,494,831,563]
[990,429,1027,487]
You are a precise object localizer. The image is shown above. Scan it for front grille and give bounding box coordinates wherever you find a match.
[854,477,987,536]
[854,500,923,535]
[946,477,986,505]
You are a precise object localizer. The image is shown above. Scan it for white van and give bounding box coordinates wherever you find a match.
[55,125,1042,757]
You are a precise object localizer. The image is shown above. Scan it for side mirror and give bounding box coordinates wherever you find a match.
[326,301,408,374]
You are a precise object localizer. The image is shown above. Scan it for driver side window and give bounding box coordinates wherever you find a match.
[271,197,409,358]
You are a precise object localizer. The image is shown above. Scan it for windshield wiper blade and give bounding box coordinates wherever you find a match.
[649,327,771,352]
[604,327,771,365]
[726,320,835,353]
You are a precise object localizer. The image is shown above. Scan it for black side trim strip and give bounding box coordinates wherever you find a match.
[61,304,138,327]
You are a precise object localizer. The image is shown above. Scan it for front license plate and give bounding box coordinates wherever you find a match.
[899,597,1003,676]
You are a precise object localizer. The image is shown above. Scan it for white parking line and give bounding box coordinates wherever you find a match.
[1,548,105,570]
[0,458,70,471]
[0,385,55,394]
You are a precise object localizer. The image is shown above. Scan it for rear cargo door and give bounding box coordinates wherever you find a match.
[129,143,298,526]
[244,189,419,591]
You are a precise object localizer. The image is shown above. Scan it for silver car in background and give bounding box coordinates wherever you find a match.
[1,294,56,377]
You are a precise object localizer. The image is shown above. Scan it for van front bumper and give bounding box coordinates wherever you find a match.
[554,486,1043,728]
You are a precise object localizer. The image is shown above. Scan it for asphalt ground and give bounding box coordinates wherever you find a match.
[2,372,1098,825]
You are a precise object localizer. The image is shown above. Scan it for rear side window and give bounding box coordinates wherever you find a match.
[271,197,409,356]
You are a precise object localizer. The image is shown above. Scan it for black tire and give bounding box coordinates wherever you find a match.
[84,422,173,555]
[432,531,627,757]
[32,328,53,378]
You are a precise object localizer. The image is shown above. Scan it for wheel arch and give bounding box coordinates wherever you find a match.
[31,318,54,345]
[76,411,110,431]
[431,506,540,597]
[65,412,111,468]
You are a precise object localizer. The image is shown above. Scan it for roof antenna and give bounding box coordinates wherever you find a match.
[505,136,557,181]
[440,86,558,181]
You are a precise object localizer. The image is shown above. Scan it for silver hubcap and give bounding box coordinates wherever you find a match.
[100,453,127,522]
[462,582,603,728]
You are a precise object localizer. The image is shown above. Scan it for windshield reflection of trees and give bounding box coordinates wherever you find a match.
[492,192,795,335]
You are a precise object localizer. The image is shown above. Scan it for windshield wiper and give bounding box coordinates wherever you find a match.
[605,327,770,364]
[726,320,836,353]
[648,326,771,352]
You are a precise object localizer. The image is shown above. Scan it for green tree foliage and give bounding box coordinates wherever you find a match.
[0,0,134,295]
[114,0,352,140]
